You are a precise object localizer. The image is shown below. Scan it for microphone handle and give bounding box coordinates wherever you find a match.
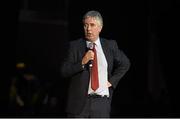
[89,60,93,67]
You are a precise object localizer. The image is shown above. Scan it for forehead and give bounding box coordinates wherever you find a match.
[84,17,97,23]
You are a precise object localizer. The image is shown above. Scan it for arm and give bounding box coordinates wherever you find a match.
[109,40,131,89]
[60,42,84,78]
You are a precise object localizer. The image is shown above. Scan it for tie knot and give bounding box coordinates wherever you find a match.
[93,43,96,48]
[93,43,96,51]
[88,42,96,50]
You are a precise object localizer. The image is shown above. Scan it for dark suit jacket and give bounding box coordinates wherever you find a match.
[60,38,130,114]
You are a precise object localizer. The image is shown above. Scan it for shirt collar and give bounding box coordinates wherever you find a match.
[86,37,100,47]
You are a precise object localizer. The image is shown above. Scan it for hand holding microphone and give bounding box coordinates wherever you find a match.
[81,42,94,67]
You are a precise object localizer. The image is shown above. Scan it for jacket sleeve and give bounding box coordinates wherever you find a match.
[109,40,131,89]
[60,42,84,78]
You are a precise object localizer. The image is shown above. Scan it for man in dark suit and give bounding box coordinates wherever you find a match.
[60,10,130,118]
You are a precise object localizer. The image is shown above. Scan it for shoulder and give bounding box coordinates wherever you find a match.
[100,37,118,47]
[70,38,84,44]
[68,38,85,47]
[100,37,117,43]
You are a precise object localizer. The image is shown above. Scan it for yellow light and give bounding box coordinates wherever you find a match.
[16,62,25,68]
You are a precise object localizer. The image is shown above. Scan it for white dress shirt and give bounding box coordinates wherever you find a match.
[86,38,109,97]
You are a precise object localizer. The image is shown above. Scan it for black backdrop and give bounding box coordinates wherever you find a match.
[1,0,180,117]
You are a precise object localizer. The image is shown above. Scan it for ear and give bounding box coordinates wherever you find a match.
[98,26,103,33]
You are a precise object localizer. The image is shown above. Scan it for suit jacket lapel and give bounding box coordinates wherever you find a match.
[79,38,87,58]
[100,38,114,80]
[100,38,111,69]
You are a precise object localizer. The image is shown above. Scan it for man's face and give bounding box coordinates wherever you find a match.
[83,17,102,42]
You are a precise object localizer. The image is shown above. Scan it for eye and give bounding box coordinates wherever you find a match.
[90,23,96,27]
[84,24,88,28]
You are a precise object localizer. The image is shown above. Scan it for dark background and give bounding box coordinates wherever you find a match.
[1,0,180,117]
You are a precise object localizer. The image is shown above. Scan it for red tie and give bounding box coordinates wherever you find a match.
[91,43,99,91]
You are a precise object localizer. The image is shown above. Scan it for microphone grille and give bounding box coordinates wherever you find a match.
[88,42,94,50]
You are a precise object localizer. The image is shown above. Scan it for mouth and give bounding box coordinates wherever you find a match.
[86,33,92,37]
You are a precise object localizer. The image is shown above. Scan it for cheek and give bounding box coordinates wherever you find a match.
[84,28,88,33]
[98,26,102,31]
[97,28,102,33]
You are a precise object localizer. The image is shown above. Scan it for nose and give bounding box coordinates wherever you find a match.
[87,25,91,31]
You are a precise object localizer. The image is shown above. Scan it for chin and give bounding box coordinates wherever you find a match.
[85,37,96,42]
[86,37,92,41]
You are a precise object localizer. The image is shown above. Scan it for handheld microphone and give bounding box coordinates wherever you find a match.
[87,42,94,67]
